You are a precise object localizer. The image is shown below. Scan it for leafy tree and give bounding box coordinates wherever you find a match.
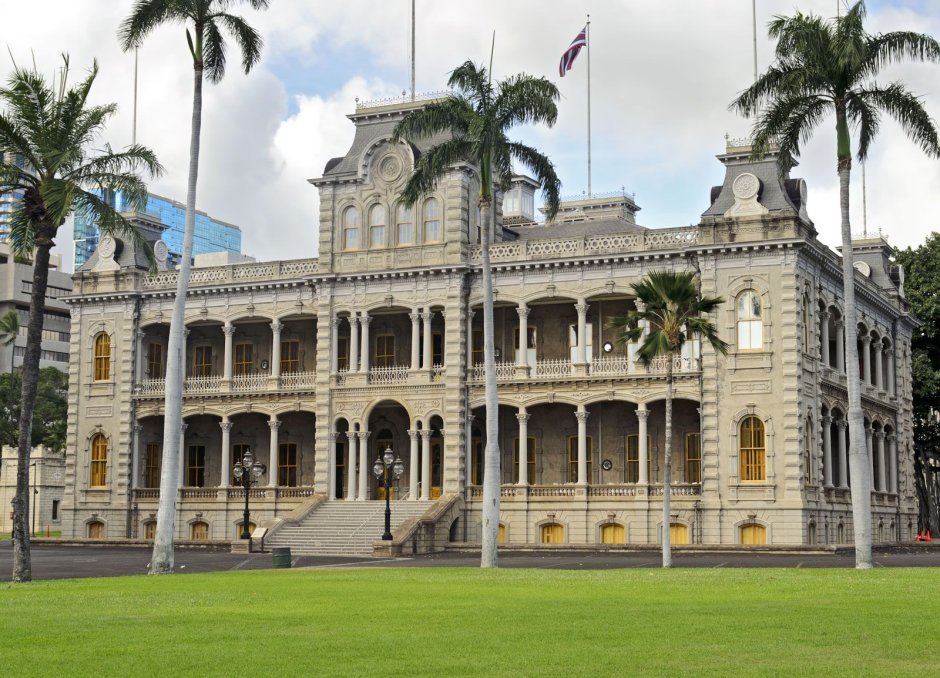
[0,309,17,372]
[608,270,728,567]
[0,57,161,582]
[895,233,940,535]
[0,368,68,452]
[730,0,940,568]
[119,0,269,575]
[393,61,561,568]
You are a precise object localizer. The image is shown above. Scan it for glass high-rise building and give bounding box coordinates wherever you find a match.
[0,151,27,243]
[73,191,241,269]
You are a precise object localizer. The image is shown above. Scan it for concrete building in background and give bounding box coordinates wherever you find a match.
[0,446,65,536]
[73,191,242,270]
[0,241,71,374]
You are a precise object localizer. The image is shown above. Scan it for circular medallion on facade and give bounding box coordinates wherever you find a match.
[378,154,403,182]
[98,235,116,259]
[732,172,760,200]
[153,240,169,264]
[854,261,871,278]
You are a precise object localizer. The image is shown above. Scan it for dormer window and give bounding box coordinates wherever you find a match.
[423,198,441,243]
[343,206,360,250]
[396,204,414,245]
[369,204,386,248]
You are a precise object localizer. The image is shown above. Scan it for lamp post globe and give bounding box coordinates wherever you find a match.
[373,444,406,541]
[233,447,265,540]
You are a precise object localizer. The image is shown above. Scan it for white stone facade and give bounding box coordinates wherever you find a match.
[60,101,917,547]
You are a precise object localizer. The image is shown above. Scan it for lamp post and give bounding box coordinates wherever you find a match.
[372,444,405,540]
[233,447,266,540]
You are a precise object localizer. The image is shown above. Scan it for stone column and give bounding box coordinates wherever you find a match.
[516,409,530,486]
[874,341,883,390]
[516,304,530,370]
[421,311,434,370]
[408,430,419,500]
[576,406,589,486]
[861,335,871,384]
[420,429,432,499]
[268,417,281,487]
[637,404,649,484]
[346,432,357,501]
[219,417,232,487]
[330,316,340,376]
[222,322,234,384]
[575,300,589,366]
[270,321,283,381]
[865,425,874,491]
[465,413,475,487]
[359,313,371,374]
[349,314,360,373]
[875,431,886,493]
[178,422,188,488]
[835,321,845,372]
[466,310,475,368]
[410,310,421,371]
[357,430,370,500]
[131,423,142,490]
[328,432,338,500]
[821,415,833,488]
[838,420,849,489]
[820,311,830,366]
[888,434,898,494]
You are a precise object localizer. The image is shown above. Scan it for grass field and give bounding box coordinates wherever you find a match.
[2,567,938,677]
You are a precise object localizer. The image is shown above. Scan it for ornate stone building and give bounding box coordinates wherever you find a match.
[60,98,917,550]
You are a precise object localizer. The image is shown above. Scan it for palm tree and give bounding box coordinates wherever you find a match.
[608,270,728,568]
[730,0,940,568]
[119,0,269,575]
[393,61,561,568]
[0,57,161,582]
[0,310,17,372]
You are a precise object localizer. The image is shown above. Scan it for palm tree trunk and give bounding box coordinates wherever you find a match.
[837,161,873,569]
[12,238,53,582]
[150,65,203,574]
[479,191,500,569]
[662,354,673,568]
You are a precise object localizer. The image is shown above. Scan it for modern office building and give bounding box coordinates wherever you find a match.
[60,97,917,553]
[0,241,71,374]
[73,191,242,269]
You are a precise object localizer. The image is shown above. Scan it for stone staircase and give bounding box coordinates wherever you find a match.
[265,499,434,556]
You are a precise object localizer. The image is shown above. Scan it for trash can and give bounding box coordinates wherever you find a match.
[272,546,292,569]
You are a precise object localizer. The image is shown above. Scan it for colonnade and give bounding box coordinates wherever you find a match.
[332,309,442,374]
[820,415,898,494]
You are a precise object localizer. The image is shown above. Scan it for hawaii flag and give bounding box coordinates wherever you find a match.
[559,26,587,77]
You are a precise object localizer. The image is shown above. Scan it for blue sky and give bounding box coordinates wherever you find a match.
[3,1,939,267]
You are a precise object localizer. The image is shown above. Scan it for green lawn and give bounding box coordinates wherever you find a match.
[2,567,937,677]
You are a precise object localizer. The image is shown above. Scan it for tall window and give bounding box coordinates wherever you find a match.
[281,339,300,373]
[375,335,395,368]
[93,333,111,381]
[234,343,253,376]
[736,291,762,350]
[90,434,108,487]
[147,342,164,379]
[567,435,593,483]
[626,434,652,483]
[670,523,690,545]
[145,443,161,488]
[512,437,537,483]
[685,433,702,483]
[369,204,386,248]
[337,335,349,371]
[334,437,346,498]
[802,294,811,351]
[144,522,156,540]
[187,445,206,487]
[423,197,441,242]
[396,204,414,245]
[343,205,360,250]
[192,346,212,377]
[471,433,483,485]
[278,443,298,487]
[472,329,483,365]
[804,418,813,483]
[739,416,766,481]
[432,332,444,366]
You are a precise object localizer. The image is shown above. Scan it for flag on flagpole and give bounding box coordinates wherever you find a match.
[559,26,587,77]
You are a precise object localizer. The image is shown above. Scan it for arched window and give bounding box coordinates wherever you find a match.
[804,417,813,483]
[423,197,441,242]
[739,416,766,481]
[143,522,156,540]
[802,294,810,351]
[94,333,111,381]
[735,291,762,350]
[600,523,624,544]
[191,521,209,541]
[236,521,256,539]
[669,523,689,545]
[396,204,414,245]
[87,521,105,539]
[540,523,564,544]
[740,524,767,545]
[497,523,506,544]
[369,204,386,248]
[342,206,360,250]
[90,433,108,487]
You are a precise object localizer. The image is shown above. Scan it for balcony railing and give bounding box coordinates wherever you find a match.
[135,371,318,397]
[467,483,702,498]
[468,355,699,383]
[133,487,316,500]
[142,257,318,291]
[185,375,224,394]
[281,371,317,390]
[232,373,268,392]
[368,365,410,385]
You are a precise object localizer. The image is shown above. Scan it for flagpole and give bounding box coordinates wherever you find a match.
[410,0,416,101]
[132,47,139,145]
[586,14,592,198]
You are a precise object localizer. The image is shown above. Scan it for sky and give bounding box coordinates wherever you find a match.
[2,0,939,271]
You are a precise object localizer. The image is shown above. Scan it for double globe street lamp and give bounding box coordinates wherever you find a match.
[233,447,266,540]
[372,445,405,540]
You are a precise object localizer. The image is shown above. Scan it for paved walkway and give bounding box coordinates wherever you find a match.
[1,542,938,581]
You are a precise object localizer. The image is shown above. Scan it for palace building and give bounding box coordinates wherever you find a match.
[60,96,918,552]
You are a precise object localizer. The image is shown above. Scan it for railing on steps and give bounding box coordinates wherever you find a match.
[374,494,462,557]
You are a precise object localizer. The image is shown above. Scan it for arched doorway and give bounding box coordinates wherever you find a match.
[366,400,411,500]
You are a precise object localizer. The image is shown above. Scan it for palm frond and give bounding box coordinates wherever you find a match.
[845,90,881,161]
[752,94,832,171]
[861,31,940,79]
[506,141,561,220]
[392,97,475,145]
[118,0,183,51]
[216,12,264,74]
[202,18,228,82]
[495,74,559,129]
[8,200,36,258]
[856,82,940,159]
[72,189,156,272]
[447,61,490,107]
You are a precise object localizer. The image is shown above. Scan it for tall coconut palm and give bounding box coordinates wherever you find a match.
[0,57,162,582]
[0,310,17,372]
[119,0,269,575]
[609,270,728,568]
[393,61,561,568]
[730,0,940,569]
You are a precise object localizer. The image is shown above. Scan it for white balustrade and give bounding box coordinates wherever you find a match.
[231,373,269,392]
[280,371,316,390]
[589,357,630,377]
[184,375,224,394]
[367,365,410,385]
[533,358,572,379]
[143,257,319,290]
